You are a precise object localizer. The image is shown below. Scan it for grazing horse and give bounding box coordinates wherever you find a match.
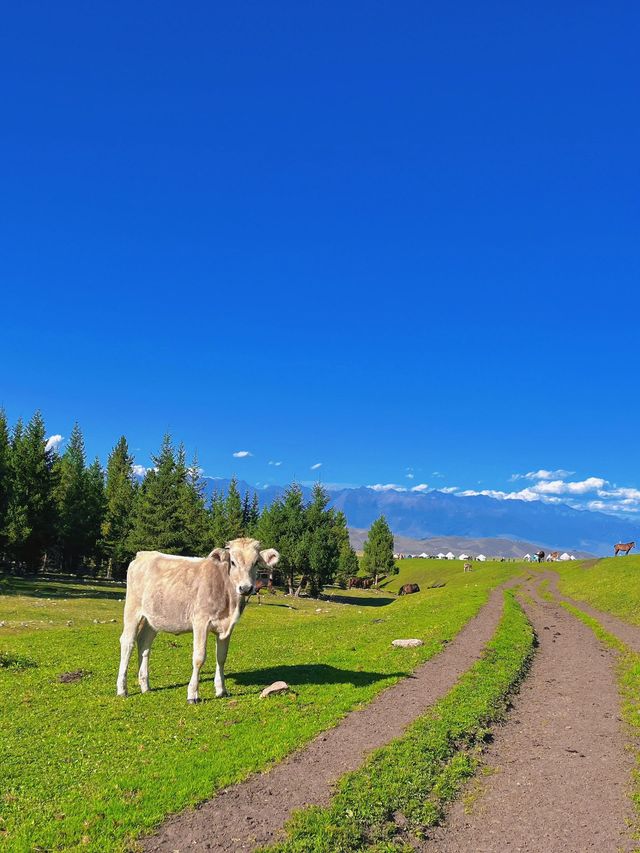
[549,551,560,562]
[536,550,545,563]
[614,542,635,556]
[463,562,473,573]
[398,583,420,595]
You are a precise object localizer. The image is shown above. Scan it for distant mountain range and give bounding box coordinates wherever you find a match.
[347,529,594,559]
[200,478,638,556]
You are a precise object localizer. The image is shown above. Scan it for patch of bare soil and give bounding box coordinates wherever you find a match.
[421,577,637,853]
[143,584,512,852]
[57,669,90,683]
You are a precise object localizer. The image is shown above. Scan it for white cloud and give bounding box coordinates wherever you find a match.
[457,488,541,502]
[406,472,415,479]
[45,434,64,452]
[310,462,322,470]
[233,450,252,458]
[440,486,458,493]
[410,483,429,492]
[510,468,575,482]
[132,464,150,477]
[432,471,445,478]
[367,483,407,492]
[268,460,282,466]
[533,477,606,496]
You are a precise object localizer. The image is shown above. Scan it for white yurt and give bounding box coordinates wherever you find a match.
[446,551,455,560]
[559,552,571,561]
[570,555,577,560]
[458,553,470,560]
[437,552,446,559]
[523,554,532,562]
[476,554,487,562]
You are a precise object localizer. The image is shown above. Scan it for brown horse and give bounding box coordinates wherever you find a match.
[614,542,635,556]
[549,551,560,562]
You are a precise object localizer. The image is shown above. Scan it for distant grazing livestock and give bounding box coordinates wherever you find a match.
[348,577,374,589]
[253,578,275,604]
[548,551,560,562]
[615,542,635,556]
[398,583,420,596]
[536,550,545,563]
[116,538,280,703]
[463,562,473,573]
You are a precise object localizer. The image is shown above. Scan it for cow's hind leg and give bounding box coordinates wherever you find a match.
[117,614,141,697]
[137,622,157,694]
[215,634,230,698]
[187,622,209,704]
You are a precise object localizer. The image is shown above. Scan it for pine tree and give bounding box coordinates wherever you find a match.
[225,477,244,540]
[0,409,11,554]
[242,491,251,530]
[209,490,228,547]
[178,450,211,554]
[361,515,397,585]
[248,492,261,533]
[83,458,106,568]
[304,484,339,596]
[6,412,57,570]
[128,434,184,553]
[54,422,88,571]
[102,436,136,579]
[255,484,308,594]
[337,540,359,588]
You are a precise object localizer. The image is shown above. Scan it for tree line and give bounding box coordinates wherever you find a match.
[0,410,400,592]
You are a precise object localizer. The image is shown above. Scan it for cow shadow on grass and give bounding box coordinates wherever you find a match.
[230,663,407,688]
[151,664,407,696]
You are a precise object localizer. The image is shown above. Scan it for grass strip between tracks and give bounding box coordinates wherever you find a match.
[561,601,640,837]
[262,591,535,853]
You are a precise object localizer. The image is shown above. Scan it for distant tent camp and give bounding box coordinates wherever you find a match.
[523,554,532,562]
[419,552,429,558]
[446,551,455,560]
[570,555,577,560]
[476,554,487,562]
[458,553,470,560]
[559,552,571,561]
[437,553,446,559]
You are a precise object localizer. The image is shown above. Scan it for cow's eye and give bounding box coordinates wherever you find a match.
[231,559,236,568]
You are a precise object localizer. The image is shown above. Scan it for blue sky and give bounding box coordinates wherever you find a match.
[2,2,639,516]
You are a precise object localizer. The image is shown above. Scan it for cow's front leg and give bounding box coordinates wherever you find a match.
[187,622,209,704]
[215,634,230,698]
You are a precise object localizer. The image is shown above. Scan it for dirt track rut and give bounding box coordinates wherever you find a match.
[422,577,637,853]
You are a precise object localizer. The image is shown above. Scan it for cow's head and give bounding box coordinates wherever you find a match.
[222,538,280,596]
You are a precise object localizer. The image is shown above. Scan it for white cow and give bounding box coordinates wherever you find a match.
[116,538,279,703]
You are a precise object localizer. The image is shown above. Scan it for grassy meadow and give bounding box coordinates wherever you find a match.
[553,555,640,624]
[1,559,522,851]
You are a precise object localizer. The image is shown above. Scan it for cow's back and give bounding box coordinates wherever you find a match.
[125,552,228,634]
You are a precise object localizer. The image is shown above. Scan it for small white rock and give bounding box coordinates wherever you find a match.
[260,681,289,698]
[392,638,424,648]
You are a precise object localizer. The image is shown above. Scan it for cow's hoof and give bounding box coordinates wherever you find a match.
[216,690,229,699]
[187,697,201,704]
[116,691,127,698]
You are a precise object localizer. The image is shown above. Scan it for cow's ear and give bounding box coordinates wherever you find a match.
[208,548,230,569]
[260,548,280,567]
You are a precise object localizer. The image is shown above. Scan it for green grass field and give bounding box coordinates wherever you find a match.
[0,560,522,851]
[553,555,640,625]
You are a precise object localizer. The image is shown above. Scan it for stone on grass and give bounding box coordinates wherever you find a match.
[260,681,289,698]
[392,638,424,648]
